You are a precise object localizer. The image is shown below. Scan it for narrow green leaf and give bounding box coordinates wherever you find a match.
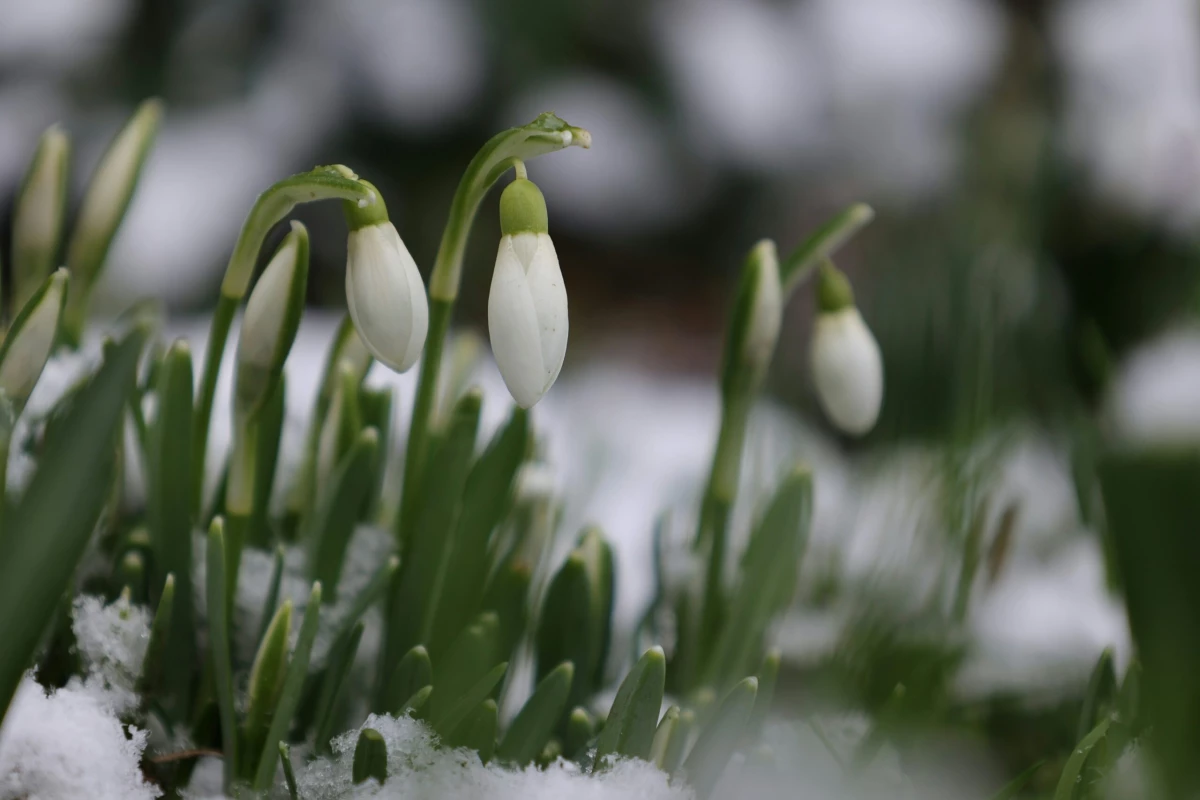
[1118,660,1141,730]
[279,742,299,800]
[989,761,1045,800]
[1077,647,1117,743]
[241,600,292,780]
[352,728,388,785]
[139,573,174,696]
[286,315,372,527]
[358,386,393,519]
[206,518,238,790]
[448,699,498,764]
[431,613,500,725]
[564,706,594,760]
[536,531,614,714]
[707,467,811,687]
[384,645,432,716]
[1053,717,1111,800]
[145,338,195,714]
[683,677,758,799]
[330,555,397,659]
[314,363,363,491]
[248,374,286,548]
[578,530,616,690]
[382,391,480,686]
[252,581,322,790]
[313,621,364,752]
[306,427,379,602]
[402,685,433,716]
[256,545,286,647]
[1098,451,1200,793]
[433,662,508,738]
[650,706,681,770]
[497,661,574,765]
[594,646,667,769]
[429,407,528,657]
[664,709,695,776]
[482,559,531,662]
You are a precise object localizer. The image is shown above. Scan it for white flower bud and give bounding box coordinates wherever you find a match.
[67,99,161,275]
[12,125,70,310]
[0,269,68,412]
[345,221,429,373]
[810,306,883,437]
[238,222,307,371]
[235,221,308,416]
[740,240,782,374]
[489,231,568,408]
[488,177,567,409]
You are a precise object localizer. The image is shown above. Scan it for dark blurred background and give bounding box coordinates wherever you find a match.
[2,0,1199,442]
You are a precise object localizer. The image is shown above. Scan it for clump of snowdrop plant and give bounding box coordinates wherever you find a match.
[0,97,1185,800]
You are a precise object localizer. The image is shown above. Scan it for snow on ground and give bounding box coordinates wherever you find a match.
[287,713,691,800]
[0,675,158,799]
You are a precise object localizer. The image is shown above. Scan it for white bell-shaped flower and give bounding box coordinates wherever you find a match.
[809,263,883,436]
[344,186,429,373]
[488,177,568,408]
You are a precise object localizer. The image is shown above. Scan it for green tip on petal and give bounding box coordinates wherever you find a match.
[500,178,549,236]
[343,179,389,231]
[816,260,855,313]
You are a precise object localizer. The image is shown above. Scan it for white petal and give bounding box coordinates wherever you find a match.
[510,230,539,270]
[489,237,546,408]
[810,308,884,435]
[399,234,430,372]
[346,222,427,373]
[525,233,569,393]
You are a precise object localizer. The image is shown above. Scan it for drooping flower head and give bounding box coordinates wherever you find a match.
[809,262,883,436]
[488,175,568,408]
[344,182,429,373]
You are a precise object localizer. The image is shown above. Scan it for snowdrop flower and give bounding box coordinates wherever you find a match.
[0,268,68,415]
[344,183,429,373]
[809,262,883,436]
[488,175,568,408]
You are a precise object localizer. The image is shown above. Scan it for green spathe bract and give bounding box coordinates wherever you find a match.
[0,268,68,414]
[62,99,161,344]
[12,124,70,311]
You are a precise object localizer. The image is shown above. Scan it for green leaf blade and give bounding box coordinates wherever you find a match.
[594,647,666,769]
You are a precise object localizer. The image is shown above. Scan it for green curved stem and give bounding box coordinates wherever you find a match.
[778,203,874,294]
[191,168,375,511]
[396,113,590,540]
